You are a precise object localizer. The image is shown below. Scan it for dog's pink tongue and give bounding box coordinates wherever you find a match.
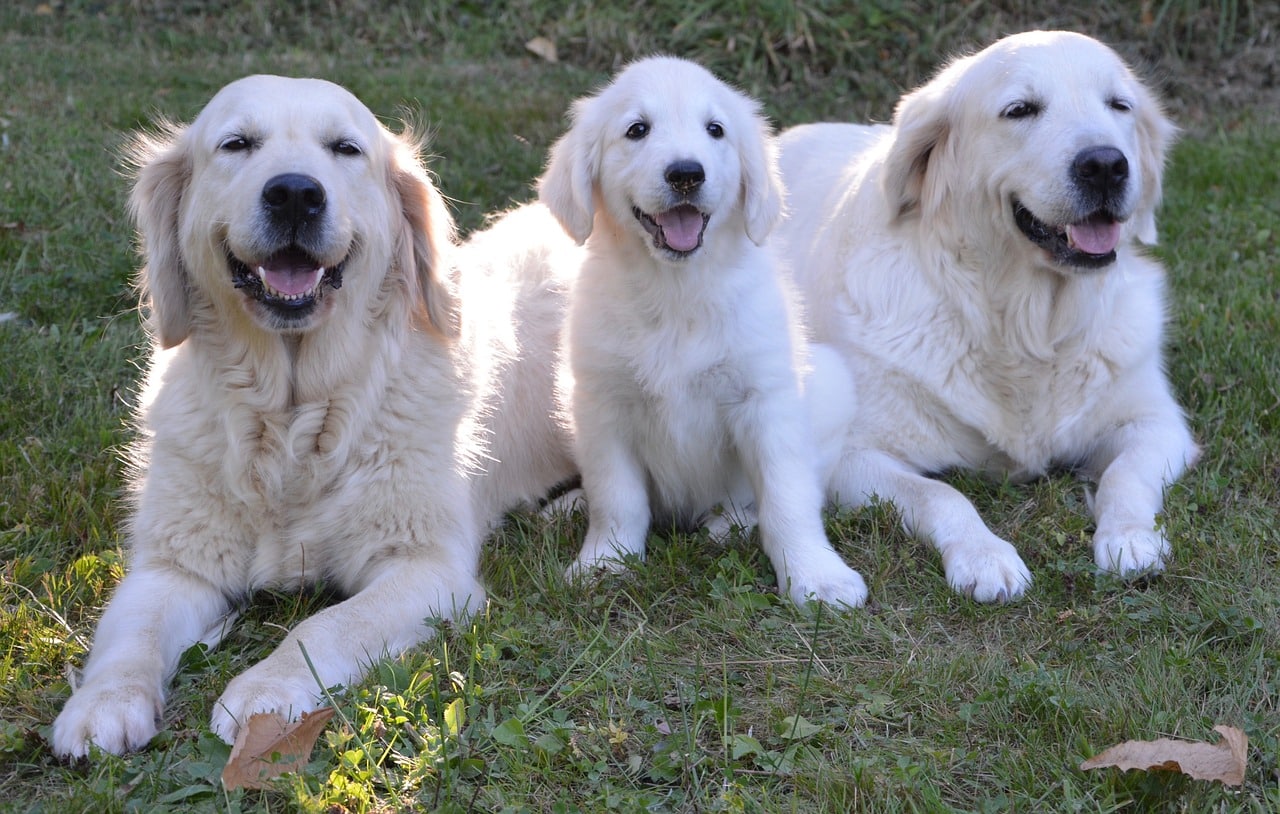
[259,253,323,296]
[1066,218,1121,255]
[655,206,704,252]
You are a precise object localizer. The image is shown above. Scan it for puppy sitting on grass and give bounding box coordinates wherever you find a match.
[540,56,867,608]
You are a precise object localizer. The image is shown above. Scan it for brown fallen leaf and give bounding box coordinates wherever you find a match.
[1080,725,1247,786]
[221,707,337,790]
[525,36,558,63]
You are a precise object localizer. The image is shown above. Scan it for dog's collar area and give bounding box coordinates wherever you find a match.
[1012,199,1119,269]
[632,204,710,258]
[228,246,345,318]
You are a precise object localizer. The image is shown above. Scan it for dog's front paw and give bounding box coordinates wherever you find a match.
[1093,524,1169,577]
[779,549,868,609]
[51,681,163,759]
[565,531,644,583]
[210,666,323,745]
[564,550,631,583]
[941,536,1032,603]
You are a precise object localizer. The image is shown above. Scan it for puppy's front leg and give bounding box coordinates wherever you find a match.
[569,430,651,579]
[51,567,232,758]
[1087,410,1197,576]
[210,559,484,744]
[732,396,867,608]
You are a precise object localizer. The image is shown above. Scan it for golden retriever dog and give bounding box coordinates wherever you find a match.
[51,76,577,757]
[540,57,868,608]
[773,31,1198,602]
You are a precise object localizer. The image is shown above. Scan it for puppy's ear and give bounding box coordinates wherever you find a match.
[739,101,785,245]
[1130,78,1178,245]
[538,97,600,244]
[390,132,459,338]
[127,123,193,349]
[882,74,956,221]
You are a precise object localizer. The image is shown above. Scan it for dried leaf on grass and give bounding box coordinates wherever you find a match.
[1080,725,1247,786]
[221,707,336,790]
[525,36,558,63]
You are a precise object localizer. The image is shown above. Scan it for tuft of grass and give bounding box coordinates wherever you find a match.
[2,2,1278,812]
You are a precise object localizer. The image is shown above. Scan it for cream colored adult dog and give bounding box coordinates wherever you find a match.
[540,56,867,608]
[51,76,577,758]
[774,31,1197,602]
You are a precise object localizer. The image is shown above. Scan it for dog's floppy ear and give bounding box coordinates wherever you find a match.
[127,123,193,349]
[389,131,459,338]
[738,100,785,245]
[1130,76,1178,245]
[538,97,602,244]
[882,70,958,221]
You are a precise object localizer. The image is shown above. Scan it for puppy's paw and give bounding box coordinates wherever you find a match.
[539,488,585,520]
[779,549,868,609]
[698,503,759,545]
[210,667,322,745]
[1093,525,1169,577]
[51,681,163,759]
[564,550,632,583]
[941,537,1032,603]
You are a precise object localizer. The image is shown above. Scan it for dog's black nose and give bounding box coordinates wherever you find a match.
[262,173,326,226]
[1072,146,1128,197]
[665,160,705,195]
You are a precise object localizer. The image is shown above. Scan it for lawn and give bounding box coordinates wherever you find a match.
[1,2,1278,812]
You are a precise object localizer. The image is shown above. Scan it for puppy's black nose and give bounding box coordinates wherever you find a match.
[665,160,705,195]
[262,173,326,226]
[1072,146,1128,197]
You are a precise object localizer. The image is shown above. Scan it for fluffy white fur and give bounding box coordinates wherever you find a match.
[51,76,577,758]
[540,56,867,608]
[773,31,1198,602]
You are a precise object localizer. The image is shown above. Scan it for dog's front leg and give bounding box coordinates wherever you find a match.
[210,559,484,744]
[51,567,232,758]
[732,396,867,609]
[569,430,651,579]
[830,449,1032,602]
[1087,410,1197,576]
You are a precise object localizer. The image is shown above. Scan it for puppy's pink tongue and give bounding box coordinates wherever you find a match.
[259,251,324,296]
[654,206,705,252]
[1066,217,1121,255]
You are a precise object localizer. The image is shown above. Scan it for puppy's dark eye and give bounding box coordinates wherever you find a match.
[331,139,363,156]
[1108,97,1133,113]
[1000,101,1041,120]
[218,135,254,152]
[625,121,649,140]
[706,121,725,139]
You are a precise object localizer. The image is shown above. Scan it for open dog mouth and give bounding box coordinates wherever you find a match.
[632,204,710,257]
[1013,199,1122,270]
[228,246,345,316]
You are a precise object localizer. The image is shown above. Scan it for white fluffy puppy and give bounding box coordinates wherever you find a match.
[774,31,1198,602]
[540,56,867,608]
[51,76,576,758]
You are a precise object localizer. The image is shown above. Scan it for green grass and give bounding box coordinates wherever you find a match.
[2,1,1279,811]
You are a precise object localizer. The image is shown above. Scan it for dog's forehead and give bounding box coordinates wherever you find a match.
[604,58,735,121]
[980,32,1130,93]
[193,75,381,143]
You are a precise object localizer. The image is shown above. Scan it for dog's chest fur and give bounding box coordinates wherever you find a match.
[136,331,474,593]
[573,257,784,520]
[848,252,1165,476]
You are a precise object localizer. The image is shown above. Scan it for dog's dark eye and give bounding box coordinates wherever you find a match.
[625,121,649,140]
[1108,97,1133,113]
[706,121,725,139]
[1000,101,1041,120]
[331,139,363,156]
[218,135,254,152]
